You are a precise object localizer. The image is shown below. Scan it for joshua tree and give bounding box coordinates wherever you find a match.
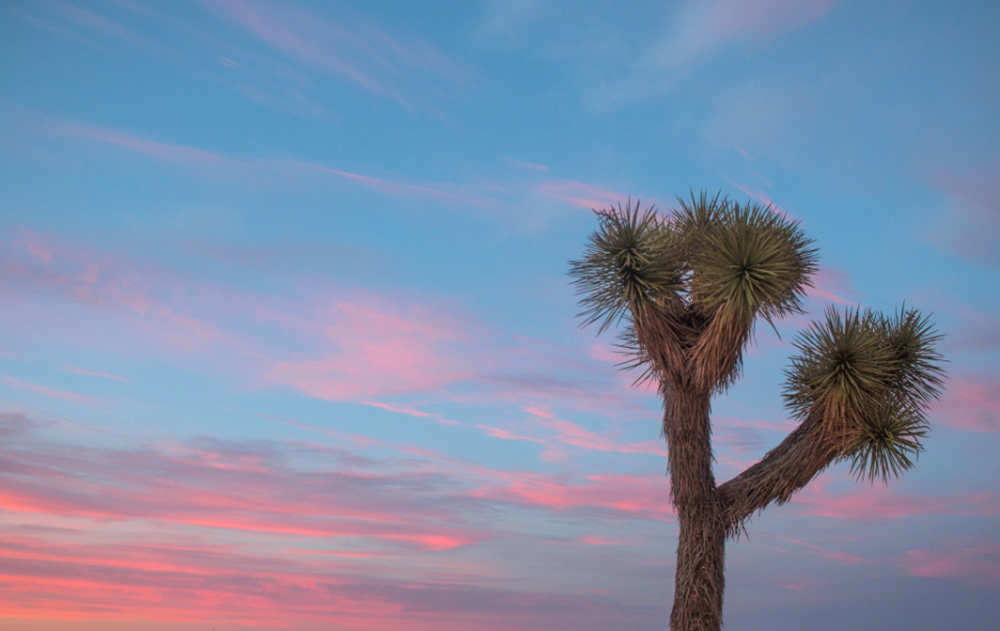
[568,192,945,631]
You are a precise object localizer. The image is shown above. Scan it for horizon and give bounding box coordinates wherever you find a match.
[1,1,998,629]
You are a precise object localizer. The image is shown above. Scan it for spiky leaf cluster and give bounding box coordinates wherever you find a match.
[685,198,818,327]
[784,308,896,420]
[847,400,929,483]
[783,305,945,482]
[876,305,946,405]
[568,200,684,334]
[672,190,729,263]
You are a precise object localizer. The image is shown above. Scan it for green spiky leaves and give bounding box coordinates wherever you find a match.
[569,192,821,391]
[569,200,684,334]
[879,305,946,406]
[783,305,946,483]
[686,198,818,327]
[784,308,896,420]
[847,401,929,483]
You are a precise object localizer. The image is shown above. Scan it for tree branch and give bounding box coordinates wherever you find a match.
[689,308,750,392]
[716,411,848,536]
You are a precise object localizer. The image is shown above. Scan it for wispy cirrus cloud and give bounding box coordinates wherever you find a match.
[360,400,436,419]
[2,230,231,355]
[531,414,667,458]
[46,0,175,58]
[933,375,1000,432]
[727,179,793,218]
[806,267,858,306]
[591,0,836,108]
[793,479,1000,522]
[18,111,630,226]
[37,115,492,206]
[0,410,674,628]
[267,296,477,401]
[923,156,1000,267]
[576,535,633,547]
[0,531,656,629]
[476,423,547,445]
[535,177,626,210]
[2,376,96,404]
[766,533,872,566]
[472,405,666,460]
[2,228,649,413]
[505,157,550,172]
[48,118,235,169]
[0,412,38,437]
[468,471,673,522]
[646,0,836,70]
[60,365,129,383]
[897,540,1000,587]
[0,426,485,551]
[198,0,471,109]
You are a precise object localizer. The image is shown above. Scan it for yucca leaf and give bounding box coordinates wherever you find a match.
[686,199,818,327]
[847,399,930,483]
[568,199,685,334]
[783,307,897,423]
[876,304,946,407]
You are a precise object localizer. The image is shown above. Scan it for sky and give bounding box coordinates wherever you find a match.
[0,1,998,629]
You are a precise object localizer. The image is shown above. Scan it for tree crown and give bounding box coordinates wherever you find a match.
[570,192,818,391]
[569,191,945,482]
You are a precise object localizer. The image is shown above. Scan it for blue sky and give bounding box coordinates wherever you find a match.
[1,1,998,629]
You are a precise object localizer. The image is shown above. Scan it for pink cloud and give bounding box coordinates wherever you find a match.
[47,119,235,169]
[60,365,129,383]
[468,472,673,521]
[930,294,1000,352]
[523,405,555,419]
[2,376,96,404]
[267,296,474,400]
[771,534,872,565]
[361,401,435,418]
[0,418,670,629]
[806,267,857,305]
[39,115,495,208]
[4,228,665,437]
[477,404,667,458]
[3,230,490,403]
[934,375,1000,432]
[0,433,486,553]
[923,156,1000,267]
[793,481,1000,522]
[576,536,631,546]
[536,178,625,210]
[586,341,660,393]
[778,580,816,592]
[727,179,793,219]
[463,332,661,422]
[33,113,654,228]
[274,157,494,207]
[476,424,547,444]
[17,232,55,264]
[0,532,650,630]
[898,541,1000,587]
[536,417,667,457]
[2,231,230,353]
[361,400,463,427]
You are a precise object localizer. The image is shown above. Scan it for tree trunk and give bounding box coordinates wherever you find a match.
[663,383,725,630]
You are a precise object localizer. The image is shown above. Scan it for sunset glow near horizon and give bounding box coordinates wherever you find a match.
[1,1,998,629]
